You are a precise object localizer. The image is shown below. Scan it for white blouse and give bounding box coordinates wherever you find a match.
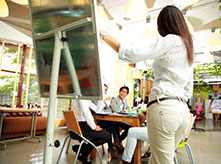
[118,34,193,100]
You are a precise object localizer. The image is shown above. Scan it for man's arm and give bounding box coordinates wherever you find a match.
[110,97,120,112]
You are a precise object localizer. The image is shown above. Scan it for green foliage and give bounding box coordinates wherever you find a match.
[134,79,140,99]
[193,84,213,93]
[0,75,17,94]
[4,47,17,54]
[144,67,154,77]
[194,63,221,84]
[0,74,40,104]
[194,64,203,84]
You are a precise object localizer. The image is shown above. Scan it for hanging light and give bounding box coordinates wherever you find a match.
[145,0,156,8]
[0,0,9,17]
[11,0,28,5]
[124,0,148,20]
[172,0,199,7]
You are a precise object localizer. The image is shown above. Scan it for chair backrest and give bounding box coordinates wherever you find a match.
[184,113,196,138]
[196,103,204,119]
[196,104,203,114]
[63,110,83,136]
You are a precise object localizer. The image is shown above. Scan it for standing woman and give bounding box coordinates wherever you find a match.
[99,5,193,164]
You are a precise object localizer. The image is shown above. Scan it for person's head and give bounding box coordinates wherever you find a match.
[119,86,129,100]
[157,5,193,65]
[104,84,108,94]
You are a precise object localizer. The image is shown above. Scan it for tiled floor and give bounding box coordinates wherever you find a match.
[0,119,221,164]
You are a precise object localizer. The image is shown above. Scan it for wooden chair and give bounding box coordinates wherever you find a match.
[174,113,196,164]
[56,110,103,164]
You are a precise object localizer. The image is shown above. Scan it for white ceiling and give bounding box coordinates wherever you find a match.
[0,0,220,43]
[0,0,220,55]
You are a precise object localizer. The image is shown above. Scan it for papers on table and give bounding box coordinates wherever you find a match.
[95,112,138,117]
[211,100,221,108]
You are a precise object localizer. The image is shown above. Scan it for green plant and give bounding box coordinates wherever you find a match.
[144,68,154,77]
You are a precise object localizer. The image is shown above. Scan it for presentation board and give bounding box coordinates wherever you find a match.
[28,0,103,99]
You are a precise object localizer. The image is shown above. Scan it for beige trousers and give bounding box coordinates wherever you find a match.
[147,97,190,164]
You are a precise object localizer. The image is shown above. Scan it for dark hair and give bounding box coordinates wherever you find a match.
[157,5,193,65]
[104,84,108,88]
[119,86,129,94]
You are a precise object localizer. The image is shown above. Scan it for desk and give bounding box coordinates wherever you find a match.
[0,108,42,150]
[93,113,141,164]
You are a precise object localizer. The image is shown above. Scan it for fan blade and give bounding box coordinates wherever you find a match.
[183,4,194,11]
[195,18,221,32]
[186,16,203,31]
[172,0,199,6]
[184,17,195,34]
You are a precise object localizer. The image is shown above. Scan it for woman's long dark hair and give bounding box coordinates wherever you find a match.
[157,5,194,65]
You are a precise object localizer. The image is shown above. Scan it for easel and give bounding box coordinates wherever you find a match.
[43,30,81,164]
[28,0,100,162]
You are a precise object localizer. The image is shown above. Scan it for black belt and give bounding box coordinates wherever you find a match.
[147,96,186,108]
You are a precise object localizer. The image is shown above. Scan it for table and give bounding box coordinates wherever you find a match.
[0,108,42,150]
[212,109,221,121]
[93,113,141,164]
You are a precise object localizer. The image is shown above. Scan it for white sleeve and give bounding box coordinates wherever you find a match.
[79,100,96,130]
[96,100,106,112]
[118,35,175,63]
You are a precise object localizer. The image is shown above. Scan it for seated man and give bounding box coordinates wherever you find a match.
[121,112,150,164]
[110,86,132,151]
[94,84,120,159]
[95,84,112,113]
[71,99,110,164]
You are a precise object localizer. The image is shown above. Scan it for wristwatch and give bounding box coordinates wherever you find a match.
[100,31,107,40]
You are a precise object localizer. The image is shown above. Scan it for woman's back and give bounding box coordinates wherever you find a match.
[151,34,193,100]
